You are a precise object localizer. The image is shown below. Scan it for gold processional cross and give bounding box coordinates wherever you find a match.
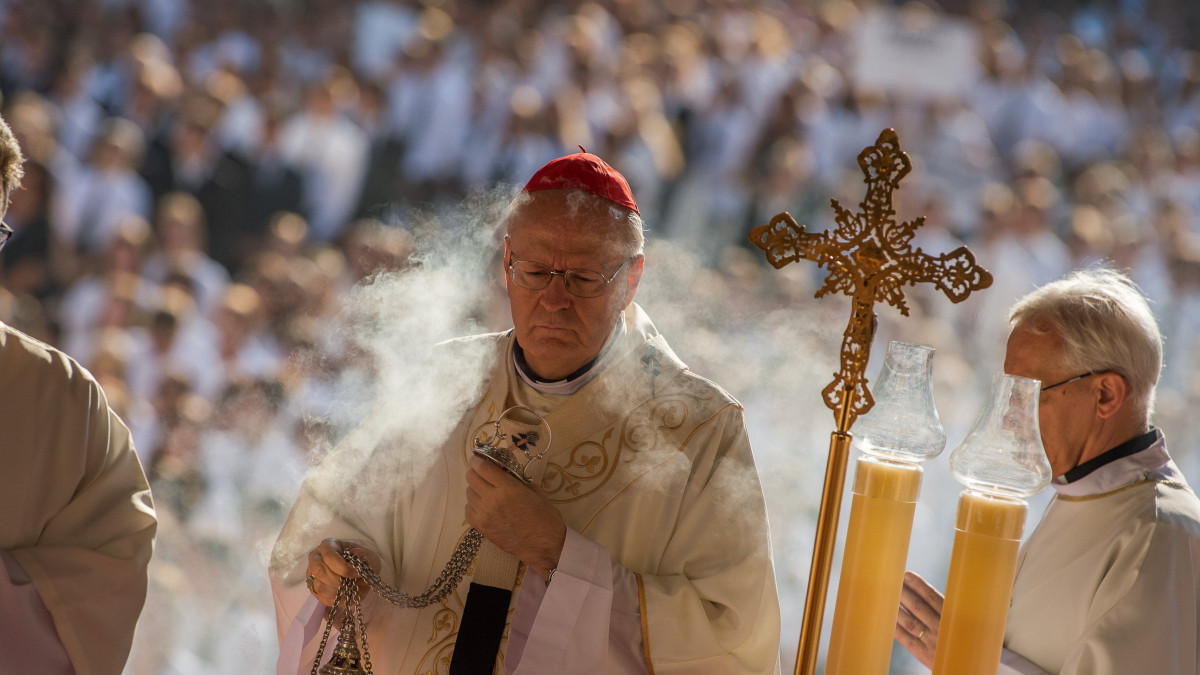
[750,127,993,430]
[748,128,992,675]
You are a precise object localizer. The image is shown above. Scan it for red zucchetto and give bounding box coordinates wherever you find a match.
[521,149,639,215]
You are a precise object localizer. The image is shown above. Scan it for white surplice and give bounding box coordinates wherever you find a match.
[1001,432,1200,674]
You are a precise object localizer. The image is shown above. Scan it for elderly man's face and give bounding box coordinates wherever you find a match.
[1003,325,1091,477]
[505,191,642,381]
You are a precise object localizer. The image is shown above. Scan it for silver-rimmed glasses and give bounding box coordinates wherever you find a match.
[0,220,12,253]
[507,256,632,298]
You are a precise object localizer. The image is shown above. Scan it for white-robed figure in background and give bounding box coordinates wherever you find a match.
[897,268,1200,674]
[0,113,158,674]
[270,151,781,674]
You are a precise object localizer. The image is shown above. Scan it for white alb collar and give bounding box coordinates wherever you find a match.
[1051,434,1177,498]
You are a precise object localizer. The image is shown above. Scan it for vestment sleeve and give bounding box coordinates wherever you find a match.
[512,405,780,673]
[272,585,327,675]
[508,528,646,674]
[638,406,780,673]
[269,477,396,672]
[0,551,74,673]
[1054,493,1200,674]
[6,378,157,675]
[269,407,409,669]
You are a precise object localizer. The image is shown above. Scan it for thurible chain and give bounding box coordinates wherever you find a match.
[343,528,484,608]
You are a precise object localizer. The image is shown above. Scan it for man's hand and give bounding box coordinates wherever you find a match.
[895,570,944,668]
[465,455,566,580]
[304,538,382,607]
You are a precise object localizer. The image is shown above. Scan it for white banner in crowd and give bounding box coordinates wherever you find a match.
[853,7,981,99]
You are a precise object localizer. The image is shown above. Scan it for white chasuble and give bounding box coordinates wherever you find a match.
[271,304,781,674]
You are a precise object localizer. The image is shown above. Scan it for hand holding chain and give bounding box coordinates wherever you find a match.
[309,406,551,673]
[310,569,374,675]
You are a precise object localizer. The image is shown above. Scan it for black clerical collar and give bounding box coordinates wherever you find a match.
[510,316,626,396]
[1062,428,1162,484]
[512,339,598,384]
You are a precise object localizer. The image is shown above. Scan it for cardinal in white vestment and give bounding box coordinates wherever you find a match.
[897,268,1200,675]
[270,151,782,673]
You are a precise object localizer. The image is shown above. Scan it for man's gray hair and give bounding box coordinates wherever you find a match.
[1009,267,1162,423]
[507,189,645,258]
[0,113,24,208]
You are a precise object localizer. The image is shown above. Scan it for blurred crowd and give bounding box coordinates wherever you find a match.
[4,0,1200,671]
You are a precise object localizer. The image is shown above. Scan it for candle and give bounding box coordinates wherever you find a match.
[825,455,923,675]
[935,373,1049,675]
[932,490,1027,675]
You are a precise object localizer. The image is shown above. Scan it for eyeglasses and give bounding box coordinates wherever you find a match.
[1040,371,1102,394]
[0,220,11,253]
[507,256,632,298]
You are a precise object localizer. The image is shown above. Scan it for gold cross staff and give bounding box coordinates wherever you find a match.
[749,128,992,675]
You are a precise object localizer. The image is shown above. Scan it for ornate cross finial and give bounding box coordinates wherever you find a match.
[750,128,992,431]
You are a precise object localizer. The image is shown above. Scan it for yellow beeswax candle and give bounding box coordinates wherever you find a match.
[825,456,923,675]
[932,490,1027,675]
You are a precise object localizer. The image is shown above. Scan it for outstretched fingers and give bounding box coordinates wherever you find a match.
[895,570,943,668]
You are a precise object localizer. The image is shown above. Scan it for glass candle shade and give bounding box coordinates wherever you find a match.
[826,342,945,675]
